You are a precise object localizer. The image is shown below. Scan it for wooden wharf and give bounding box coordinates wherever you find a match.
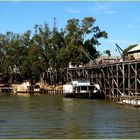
[66,60,140,101]
[45,59,140,102]
[44,89,64,95]
[0,84,13,93]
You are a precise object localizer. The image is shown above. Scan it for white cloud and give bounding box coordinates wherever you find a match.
[66,8,81,14]
[89,2,118,15]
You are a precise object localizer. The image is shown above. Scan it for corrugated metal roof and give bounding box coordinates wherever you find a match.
[128,44,140,53]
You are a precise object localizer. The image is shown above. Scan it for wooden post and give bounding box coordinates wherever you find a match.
[135,63,138,94]
[116,64,119,97]
[101,68,106,96]
[122,63,125,95]
[128,63,130,96]
[112,65,114,98]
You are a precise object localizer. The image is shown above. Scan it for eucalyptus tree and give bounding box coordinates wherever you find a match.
[65,18,81,47]
[81,17,107,59]
[0,32,22,82]
[0,16,108,84]
[21,25,48,82]
[104,49,111,57]
[59,17,108,67]
[0,34,6,73]
[1,32,18,72]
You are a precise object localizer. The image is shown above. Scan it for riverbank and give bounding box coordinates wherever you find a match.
[1,82,140,108]
[0,82,63,94]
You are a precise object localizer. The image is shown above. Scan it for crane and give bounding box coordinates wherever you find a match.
[80,49,95,66]
[115,43,125,61]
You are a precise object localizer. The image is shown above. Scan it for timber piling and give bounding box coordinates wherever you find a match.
[45,59,140,103]
[0,84,13,93]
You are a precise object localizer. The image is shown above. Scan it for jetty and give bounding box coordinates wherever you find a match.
[2,44,140,106]
[2,58,140,107]
[1,59,140,107]
[66,59,140,100]
[0,84,13,93]
[44,57,140,106]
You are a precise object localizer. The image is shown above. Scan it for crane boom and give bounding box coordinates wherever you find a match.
[115,43,125,61]
[80,49,95,65]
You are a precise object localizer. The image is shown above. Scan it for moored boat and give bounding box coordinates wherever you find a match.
[63,78,104,99]
[117,95,140,107]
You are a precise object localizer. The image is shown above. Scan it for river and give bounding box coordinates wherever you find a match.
[0,94,140,138]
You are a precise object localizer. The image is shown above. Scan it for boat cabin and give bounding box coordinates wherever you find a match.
[63,79,101,98]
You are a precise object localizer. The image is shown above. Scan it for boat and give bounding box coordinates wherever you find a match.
[117,95,140,107]
[12,81,41,94]
[63,78,104,99]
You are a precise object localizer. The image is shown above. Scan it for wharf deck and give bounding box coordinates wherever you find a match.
[44,59,140,102]
[0,86,13,93]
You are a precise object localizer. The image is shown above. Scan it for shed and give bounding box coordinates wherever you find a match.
[128,44,140,59]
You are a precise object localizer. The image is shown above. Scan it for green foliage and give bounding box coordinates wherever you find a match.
[0,16,108,83]
[104,50,111,56]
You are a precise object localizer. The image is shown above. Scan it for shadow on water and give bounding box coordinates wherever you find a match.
[0,94,140,138]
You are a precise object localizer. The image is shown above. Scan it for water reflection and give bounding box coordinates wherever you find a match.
[63,98,74,112]
[0,95,140,138]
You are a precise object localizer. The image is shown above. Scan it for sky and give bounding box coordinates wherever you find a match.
[0,1,140,56]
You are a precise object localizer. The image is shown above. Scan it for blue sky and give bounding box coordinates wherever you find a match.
[0,2,140,56]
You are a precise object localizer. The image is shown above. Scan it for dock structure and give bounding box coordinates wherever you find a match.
[0,84,13,93]
[43,68,67,85]
[44,59,140,101]
[66,60,140,100]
